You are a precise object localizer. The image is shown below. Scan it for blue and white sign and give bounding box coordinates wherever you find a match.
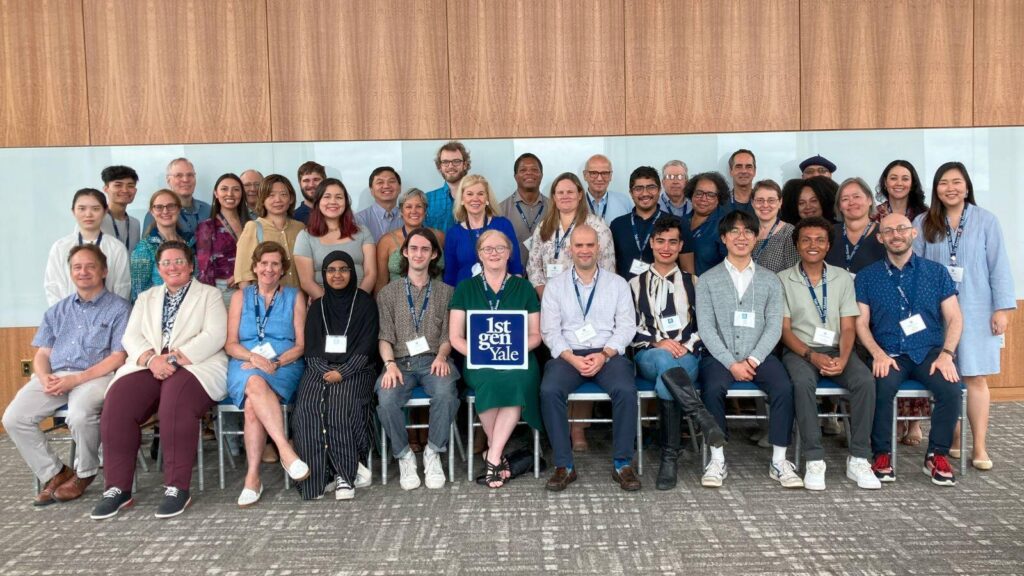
[466,311,528,370]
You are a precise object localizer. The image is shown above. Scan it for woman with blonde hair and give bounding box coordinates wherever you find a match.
[442,175,522,286]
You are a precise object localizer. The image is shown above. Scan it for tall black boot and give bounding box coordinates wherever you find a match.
[657,400,681,490]
[662,367,727,448]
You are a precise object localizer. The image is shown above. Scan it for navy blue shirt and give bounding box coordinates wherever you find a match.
[826,222,886,274]
[683,207,727,276]
[294,203,312,225]
[609,209,681,280]
[855,254,957,364]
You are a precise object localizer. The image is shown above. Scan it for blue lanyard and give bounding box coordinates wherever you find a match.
[404,278,432,334]
[752,219,781,262]
[884,200,910,218]
[481,274,509,311]
[631,210,662,253]
[843,222,875,268]
[799,264,828,325]
[514,199,544,234]
[401,226,408,239]
[253,286,280,341]
[884,258,918,317]
[690,212,715,240]
[945,205,968,264]
[586,194,608,219]
[572,267,599,319]
[730,191,749,209]
[660,196,689,218]
[110,216,130,248]
[77,232,103,247]
[554,222,575,260]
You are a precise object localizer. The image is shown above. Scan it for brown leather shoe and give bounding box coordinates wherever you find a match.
[53,473,95,502]
[545,467,578,492]
[613,465,642,491]
[33,465,74,507]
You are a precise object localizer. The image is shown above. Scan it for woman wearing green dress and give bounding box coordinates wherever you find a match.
[449,229,542,488]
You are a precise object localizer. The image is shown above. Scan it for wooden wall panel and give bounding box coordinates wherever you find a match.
[83,0,271,145]
[267,0,450,142]
[446,0,625,138]
[0,327,39,432]
[974,0,1024,126]
[801,0,973,130]
[625,0,800,135]
[989,306,1021,392]
[0,0,89,147]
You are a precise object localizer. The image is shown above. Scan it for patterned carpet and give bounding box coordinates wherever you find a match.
[1,403,1023,575]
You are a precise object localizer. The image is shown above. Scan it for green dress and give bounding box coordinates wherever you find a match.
[450,275,542,430]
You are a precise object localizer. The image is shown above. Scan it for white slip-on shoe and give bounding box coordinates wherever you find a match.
[237,483,263,508]
[282,458,310,482]
[803,460,826,491]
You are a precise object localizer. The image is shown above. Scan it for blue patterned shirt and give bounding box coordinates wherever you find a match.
[425,182,455,233]
[33,289,130,372]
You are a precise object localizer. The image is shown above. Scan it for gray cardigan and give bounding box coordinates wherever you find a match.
[695,261,783,368]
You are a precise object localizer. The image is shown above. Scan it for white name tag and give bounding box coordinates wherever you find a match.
[546,263,564,278]
[471,263,483,277]
[523,237,534,252]
[406,336,430,356]
[900,314,926,336]
[661,315,682,331]
[734,311,756,328]
[250,341,277,360]
[812,327,837,346]
[574,323,597,343]
[325,335,348,354]
[998,333,1006,349]
[947,265,964,283]
[629,259,650,275]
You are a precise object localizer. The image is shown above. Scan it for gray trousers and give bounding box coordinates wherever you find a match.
[1,371,110,481]
[375,355,460,458]
[782,347,875,461]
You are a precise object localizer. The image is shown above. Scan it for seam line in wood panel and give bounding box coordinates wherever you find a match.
[621,0,626,135]
[797,0,803,131]
[264,0,274,141]
[80,0,92,145]
[444,0,453,139]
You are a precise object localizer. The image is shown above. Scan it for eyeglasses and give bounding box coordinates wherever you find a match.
[630,184,659,194]
[326,266,352,274]
[879,225,914,237]
[802,167,831,177]
[692,191,718,200]
[158,258,188,267]
[152,203,180,213]
[479,246,509,255]
[663,174,687,181]
[170,172,196,179]
[585,170,612,180]
[439,159,464,167]
[753,197,780,206]
[726,228,755,238]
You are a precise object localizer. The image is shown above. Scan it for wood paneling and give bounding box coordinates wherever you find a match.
[625,0,800,135]
[267,0,449,142]
[800,0,973,130]
[990,306,1021,390]
[974,0,1024,126]
[0,0,89,147]
[0,327,39,432]
[446,0,625,138]
[82,0,271,145]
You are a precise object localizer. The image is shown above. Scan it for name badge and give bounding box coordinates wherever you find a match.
[523,237,534,252]
[998,333,1006,349]
[629,259,650,275]
[734,311,756,328]
[406,336,430,356]
[574,323,597,343]
[546,263,564,278]
[661,315,682,331]
[812,327,836,346]
[250,341,277,360]
[900,314,926,336]
[325,335,348,354]
[471,263,483,277]
[947,265,964,283]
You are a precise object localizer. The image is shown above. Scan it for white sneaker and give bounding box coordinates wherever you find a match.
[335,476,354,500]
[701,459,728,488]
[355,462,371,488]
[803,460,826,491]
[769,460,804,488]
[398,452,421,491]
[422,447,446,489]
[847,456,882,489]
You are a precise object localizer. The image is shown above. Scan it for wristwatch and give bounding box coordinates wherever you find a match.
[802,349,813,361]
[166,355,179,368]
[941,348,956,359]
[600,349,613,360]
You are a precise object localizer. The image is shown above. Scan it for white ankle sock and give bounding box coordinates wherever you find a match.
[772,445,787,464]
[710,446,725,462]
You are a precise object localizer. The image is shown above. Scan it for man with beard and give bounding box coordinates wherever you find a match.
[293,161,326,224]
[425,141,471,233]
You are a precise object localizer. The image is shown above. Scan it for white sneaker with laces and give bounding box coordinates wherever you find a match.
[398,452,421,491]
[769,459,804,488]
[422,447,446,489]
[803,460,826,491]
[335,476,355,500]
[355,462,371,488]
[701,459,728,488]
[847,456,882,489]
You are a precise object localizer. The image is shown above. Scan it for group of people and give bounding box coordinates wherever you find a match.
[2,143,1015,521]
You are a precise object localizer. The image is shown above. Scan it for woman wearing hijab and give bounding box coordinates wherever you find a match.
[293,251,380,500]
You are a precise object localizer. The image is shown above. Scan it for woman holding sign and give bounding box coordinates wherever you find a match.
[913,162,1015,471]
[293,251,380,500]
[450,230,542,488]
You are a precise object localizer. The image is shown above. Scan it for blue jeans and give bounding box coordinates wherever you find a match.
[375,355,460,458]
[634,348,700,401]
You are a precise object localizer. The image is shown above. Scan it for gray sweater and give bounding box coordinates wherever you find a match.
[695,261,783,368]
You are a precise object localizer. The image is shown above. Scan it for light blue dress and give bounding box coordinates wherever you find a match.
[227,285,305,406]
[913,205,1016,376]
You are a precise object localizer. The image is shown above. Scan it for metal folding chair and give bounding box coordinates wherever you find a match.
[379,385,463,485]
[215,399,294,490]
[892,380,968,475]
[465,389,542,481]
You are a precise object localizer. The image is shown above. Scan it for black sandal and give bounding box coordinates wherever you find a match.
[484,458,505,489]
[500,455,512,482]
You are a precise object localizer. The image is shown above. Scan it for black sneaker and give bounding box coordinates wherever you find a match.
[90,487,133,520]
[154,486,191,518]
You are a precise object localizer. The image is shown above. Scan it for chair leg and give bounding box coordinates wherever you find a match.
[466,397,475,482]
[283,405,291,490]
[381,420,389,486]
[960,389,967,476]
[891,397,899,474]
[636,396,644,476]
[533,429,540,479]
[448,421,456,482]
[685,417,699,454]
[197,421,204,492]
[217,409,226,490]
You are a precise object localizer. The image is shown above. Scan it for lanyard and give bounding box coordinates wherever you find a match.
[253,286,281,341]
[799,264,828,325]
[885,200,910,218]
[404,278,432,334]
[110,216,130,248]
[753,219,781,262]
[843,222,875,268]
[691,215,714,240]
[884,258,917,317]
[77,232,103,247]
[660,196,689,218]
[554,221,575,260]
[219,214,239,241]
[945,205,968,264]
[586,194,607,219]
[320,293,356,337]
[514,198,544,234]
[480,273,509,311]
[631,209,662,254]
[401,226,408,239]
[730,191,749,208]
[572,267,599,319]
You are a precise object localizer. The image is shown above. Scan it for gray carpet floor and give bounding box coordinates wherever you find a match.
[1,403,1024,575]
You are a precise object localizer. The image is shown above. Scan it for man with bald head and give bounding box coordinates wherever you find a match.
[240,169,263,220]
[854,213,963,487]
[540,225,640,492]
[143,158,210,239]
[582,154,632,223]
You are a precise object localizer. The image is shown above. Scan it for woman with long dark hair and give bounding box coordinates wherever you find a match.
[874,160,928,222]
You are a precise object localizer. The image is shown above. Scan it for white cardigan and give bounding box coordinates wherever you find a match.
[110,281,228,401]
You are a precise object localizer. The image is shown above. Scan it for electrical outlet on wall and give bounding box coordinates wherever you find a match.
[21,360,31,377]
